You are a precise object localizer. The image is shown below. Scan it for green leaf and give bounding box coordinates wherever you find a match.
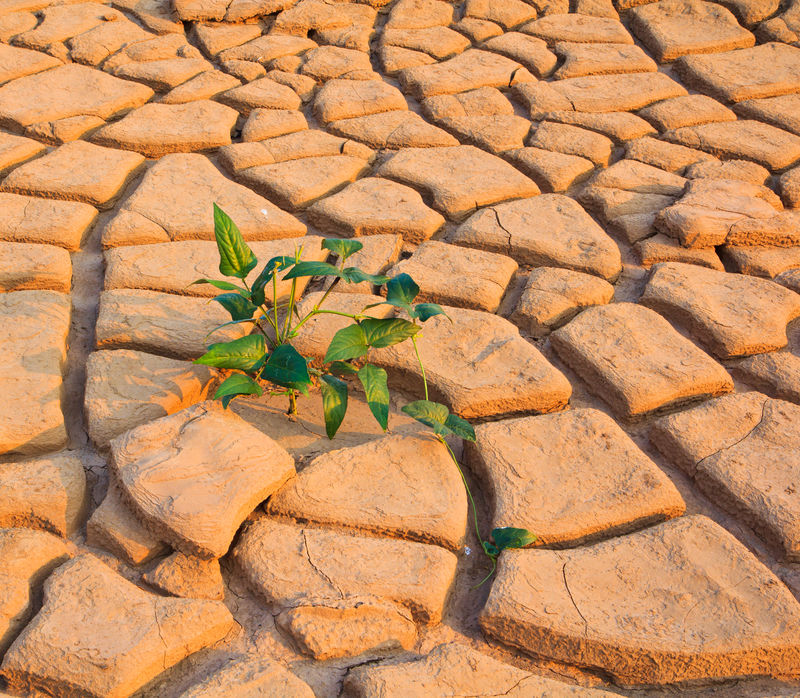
[414,302,449,322]
[444,413,476,442]
[491,527,537,552]
[214,373,263,408]
[483,541,500,558]
[358,364,389,431]
[322,238,363,262]
[385,273,419,312]
[212,293,258,321]
[213,204,258,279]
[342,268,391,285]
[360,318,420,348]
[282,261,344,280]
[251,255,295,306]
[261,344,310,390]
[324,324,368,362]
[190,278,250,296]
[195,334,266,371]
[401,399,474,441]
[320,374,348,439]
[330,360,358,375]
[401,400,450,437]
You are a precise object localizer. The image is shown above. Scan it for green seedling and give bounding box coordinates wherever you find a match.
[193,203,535,583]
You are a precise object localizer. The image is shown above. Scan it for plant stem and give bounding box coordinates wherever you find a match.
[439,436,496,588]
[410,334,428,401]
[288,391,297,415]
[272,273,280,343]
[282,276,297,339]
[290,308,360,337]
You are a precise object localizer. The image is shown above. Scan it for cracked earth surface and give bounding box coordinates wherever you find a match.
[0,0,800,694]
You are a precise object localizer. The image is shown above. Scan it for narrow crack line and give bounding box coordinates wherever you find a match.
[491,208,514,257]
[301,529,344,598]
[152,605,169,670]
[694,399,769,472]
[562,561,588,636]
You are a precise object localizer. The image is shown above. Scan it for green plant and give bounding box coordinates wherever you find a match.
[193,204,536,583]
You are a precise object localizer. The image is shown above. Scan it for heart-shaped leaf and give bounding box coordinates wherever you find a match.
[322,238,363,262]
[324,324,368,362]
[443,412,476,442]
[195,334,266,371]
[320,374,348,439]
[414,302,449,322]
[261,344,310,390]
[213,204,258,279]
[360,318,420,348]
[385,273,419,313]
[214,373,263,408]
[357,363,389,431]
[212,293,258,321]
[491,527,537,553]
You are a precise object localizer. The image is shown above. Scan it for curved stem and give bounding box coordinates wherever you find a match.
[473,557,497,589]
[272,273,280,343]
[411,334,428,401]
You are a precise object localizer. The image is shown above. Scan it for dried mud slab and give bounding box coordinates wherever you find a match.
[376,145,540,221]
[0,528,69,656]
[0,452,86,537]
[450,194,622,280]
[1,554,234,698]
[95,289,247,359]
[84,349,217,447]
[0,131,44,176]
[233,518,458,624]
[110,403,296,559]
[550,302,733,419]
[268,433,467,550]
[651,394,800,560]
[510,266,615,336]
[480,515,800,685]
[343,642,610,696]
[0,140,144,209]
[640,261,800,357]
[0,242,72,292]
[468,409,685,547]
[733,351,800,403]
[0,63,153,131]
[179,655,314,697]
[0,290,70,456]
[101,153,305,247]
[0,192,96,250]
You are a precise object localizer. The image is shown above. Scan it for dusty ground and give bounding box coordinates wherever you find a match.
[1,0,800,695]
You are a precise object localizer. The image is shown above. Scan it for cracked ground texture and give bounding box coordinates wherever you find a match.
[1,0,800,694]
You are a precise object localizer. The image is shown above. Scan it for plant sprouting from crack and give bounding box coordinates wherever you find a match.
[193,203,536,583]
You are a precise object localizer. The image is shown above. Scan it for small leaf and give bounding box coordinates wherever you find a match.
[324,324,368,362]
[483,541,500,558]
[190,278,250,296]
[491,527,537,552]
[320,374,348,439]
[214,373,263,408]
[385,273,419,312]
[212,293,258,321]
[261,344,310,389]
[414,302,449,322]
[213,204,258,279]
[360,318,420,349]
[358,363,389,431]
[251,255,295,306]
[444,413,476,442]
[341,268,391,285]
[282,261,344,280]
[401,400,451,437]
[195,334,266,371]
[322,238,363,262]
[330,360,358,375]
[401,400,474,441]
